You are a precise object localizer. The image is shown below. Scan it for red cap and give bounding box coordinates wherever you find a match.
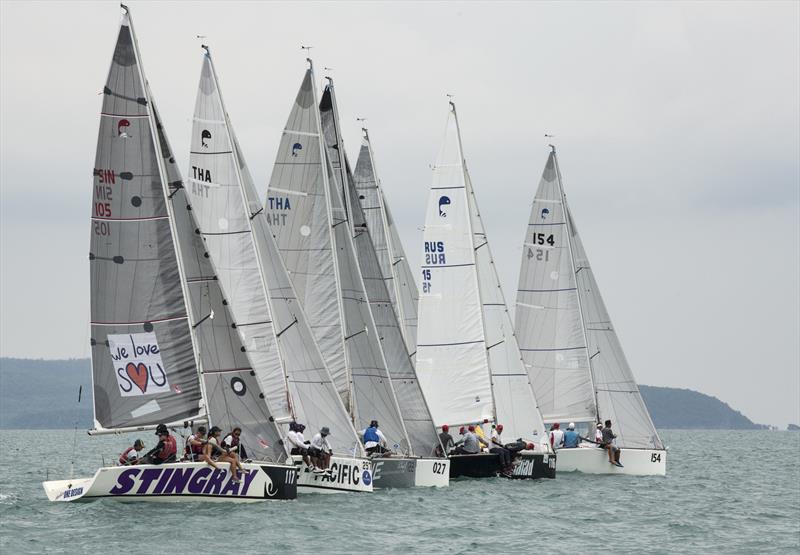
[526,442,534,450]
[496,424,504,431]
[553,422,560,429]
[442,424,449,432]
[459,426,465,434]
[483,419,489,424]
[468,425,475,432]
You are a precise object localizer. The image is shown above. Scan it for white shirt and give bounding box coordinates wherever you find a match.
[491,430,504,448]
[550,429,565,448]
[125,448,141,462]
[310,433,331,452]
[595,429,603,443]
[286,430,307,450]
[360,428,387,449]
[222,434,238,451]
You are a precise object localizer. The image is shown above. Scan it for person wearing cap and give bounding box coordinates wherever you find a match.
[309,426,333,473]
[594,423,604,445]
[453,425,483,455]
[360,420,390,456]
[549,422,565,450]
[601,420,623,467]
[563,422,581,448]
[203,425,243,481]
[184,425,207,461]
[436,425,454,457]
[142,424,177,465]
[287,421,315,469]
[489,424,513,476]
[118,439,144,465]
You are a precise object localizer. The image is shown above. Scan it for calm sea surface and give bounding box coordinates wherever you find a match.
[0,429,797,554]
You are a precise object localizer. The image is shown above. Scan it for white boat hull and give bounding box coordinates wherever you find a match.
[42,461,297,502]
[555,446,666,476]
[292,455,374,493]
[371,457,450,488]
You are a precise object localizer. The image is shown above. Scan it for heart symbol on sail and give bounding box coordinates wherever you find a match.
[126,362,149,393]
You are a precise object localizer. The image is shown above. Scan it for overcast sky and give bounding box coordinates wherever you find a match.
[1,1,798,427]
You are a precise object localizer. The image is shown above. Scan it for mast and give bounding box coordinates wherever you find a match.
[203,45,294,421]
[124,4,210,425]
[551,146,600,424]
[451,102,498,424]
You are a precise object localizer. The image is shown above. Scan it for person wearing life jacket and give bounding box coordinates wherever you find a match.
[549,423,565,450]
[118,439,144,465]
[563,422,581,448]
[222,427,248,461]
[360,420,389,456]
[184,425,206,461]
[142,424,177,465]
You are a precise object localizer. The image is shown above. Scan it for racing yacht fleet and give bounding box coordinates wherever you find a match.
[43,5,665,503]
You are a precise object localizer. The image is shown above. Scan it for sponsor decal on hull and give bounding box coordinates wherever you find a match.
[109,466,271,498]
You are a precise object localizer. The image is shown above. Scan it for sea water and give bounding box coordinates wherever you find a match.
[0,430,797,553]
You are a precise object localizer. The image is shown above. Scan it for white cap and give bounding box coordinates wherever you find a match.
[568,422,575,430]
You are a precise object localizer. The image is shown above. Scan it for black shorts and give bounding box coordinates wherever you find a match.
[308,446,326,457]
[290,447,309,456]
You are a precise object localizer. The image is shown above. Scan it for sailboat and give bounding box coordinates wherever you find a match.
[265,71,448,488]
[515,147,666,476]
[187,48,373,493]
[416,102,555,479]
[43,5,297,502]
[353,127,419,363]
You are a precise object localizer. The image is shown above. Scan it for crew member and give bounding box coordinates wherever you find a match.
[309,426,333,473]
[204,426,243,482]
[222,427,247,460]
[361,420,390,456]
[601,420,623,467]
[490,424,513,476]
[436,424,454,457]
[563,422,581,448]
[142,424,177,465]
[184,425,206,461]
[118,439,144,465]
[287,421,314,469]
[549,422,565,450]
[453,425,483,455]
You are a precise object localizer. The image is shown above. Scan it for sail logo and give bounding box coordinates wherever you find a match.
[291,142,302,157]
[309,461,364,486]
[108,333,170,396]
[201,129,212,148]
[438,196,451,217]
[540,208,550,219]
[117,119,130,139]
[109,466,259,497]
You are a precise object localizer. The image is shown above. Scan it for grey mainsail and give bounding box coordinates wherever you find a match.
[317,82,410,452]
[190,51,362,456]
[89,12,203,431]
[516,149,663,449]
[353,130,419,360]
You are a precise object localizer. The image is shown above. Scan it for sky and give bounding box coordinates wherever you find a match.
[1,1,798,427]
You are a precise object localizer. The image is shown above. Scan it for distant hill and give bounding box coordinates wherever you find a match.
[0,358,770,430]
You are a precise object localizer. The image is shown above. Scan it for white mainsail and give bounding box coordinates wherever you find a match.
[353,129,419,360]
[416,105,494,428]
[89,11,205,432]
[189,51,362,456]
[516,148,663,449]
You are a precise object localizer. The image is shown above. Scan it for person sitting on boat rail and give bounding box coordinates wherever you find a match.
[562,422,581,448]
[309,426,333,473]
[601,420,623,467]
[361,420,390,456]
[435,424,454,457]
[453,425,485,455]
[204,426,243,482]
[142,424,177,465]
[222,427,248,461]
[549,423,565,450]
[287,421,314,469]
[489,424,513,476]
[184,425,206,461]
[118,439,144,465]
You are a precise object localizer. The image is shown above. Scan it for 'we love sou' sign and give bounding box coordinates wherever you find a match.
[108,333,170,397]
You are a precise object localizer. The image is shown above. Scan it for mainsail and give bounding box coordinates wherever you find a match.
[89,11,204,431]
[189,51,362,456]
[353,130,419,359]
[516,148,663,449]
[416,106,494,428]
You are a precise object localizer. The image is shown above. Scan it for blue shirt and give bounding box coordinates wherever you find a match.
[563,430,580,448]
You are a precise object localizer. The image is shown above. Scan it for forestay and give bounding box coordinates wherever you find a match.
[89,14,203,431]
[416,106,494,428]
[514,151,596,423]
[464,169,545,442]
[189,53,362,456]
[353,131,419,360]
[318,83,409,453]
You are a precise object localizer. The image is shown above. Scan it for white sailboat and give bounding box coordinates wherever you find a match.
[353,128,419,362]
[265,71,447,487]
[416,102,555,479]
[187,48,373,493]
[43,5,297,502]
[515,147,666,476]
